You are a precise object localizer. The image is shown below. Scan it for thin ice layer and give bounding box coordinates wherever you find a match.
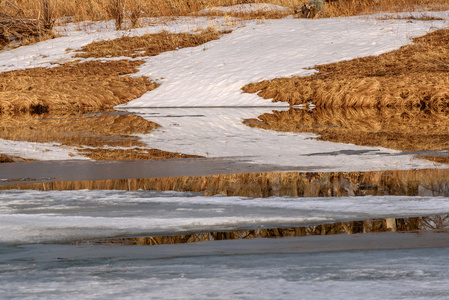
[1,189,448,243]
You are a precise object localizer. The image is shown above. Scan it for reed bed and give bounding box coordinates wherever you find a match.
[87,215,445,246]
[1,0,55,49]
[4,169,449,198]
[3,0,448,23]
[243,28,449,108]
[2,0,448,50]
[1,0,448,50]
[243,106,449,164]
[322,0,449,17]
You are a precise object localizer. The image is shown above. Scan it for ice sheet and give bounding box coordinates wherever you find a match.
[1,189,449,243]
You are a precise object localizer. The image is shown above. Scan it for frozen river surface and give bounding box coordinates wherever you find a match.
[1,190,449,299]
[2,238,449,299]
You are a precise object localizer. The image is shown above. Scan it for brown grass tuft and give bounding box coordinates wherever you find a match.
[322,0,449,18]
[242,29,449,108]
[2,0,448,50]
[243,106,449,163]
[0,60,158,113]
[0,154,34,163]
[0,0,57,50]
[75,28,231,58]
[78,148,200,160]
[106,0,124,30]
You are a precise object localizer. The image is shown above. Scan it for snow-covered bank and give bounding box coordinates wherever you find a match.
[119,14,448,108]
[0,9,447,108]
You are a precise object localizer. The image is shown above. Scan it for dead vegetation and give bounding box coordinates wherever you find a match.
[0,60,158,113]
[2,0,448,49]
[78,148,200,160]
[75,28,230,58]
[2,0,448,30]
[243,106,449,164]
[0,154,33,163]
[1,0,56,50]
[242,29,449,108]
[0,28,230,114]
[321,0,449,18]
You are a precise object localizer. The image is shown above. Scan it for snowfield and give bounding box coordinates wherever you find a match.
[0,5,448,168]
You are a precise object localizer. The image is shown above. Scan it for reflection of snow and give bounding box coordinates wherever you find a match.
[128,108,439,172]
[0,138,88,161]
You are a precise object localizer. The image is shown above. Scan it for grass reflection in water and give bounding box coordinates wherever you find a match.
[244,106,449,164]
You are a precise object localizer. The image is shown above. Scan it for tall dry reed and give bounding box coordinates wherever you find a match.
[4,0,448,24]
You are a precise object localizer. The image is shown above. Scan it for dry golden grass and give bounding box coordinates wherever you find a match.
[4,169,449,199]
[242,29,449,108]
[75,28,230,58]
[322,0,449,18]
[5,0,449,20]
[244,107,449,163]
[78,148,200,160]
[1,0,298,22]
[0,153,33,163]
[0,60,158,113]
[2,0,448,50]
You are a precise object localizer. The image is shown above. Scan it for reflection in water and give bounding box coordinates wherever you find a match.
[1,107,447,170]
[89,215,449,246]
[126,107,439,172]
[0,111,198,160]
[4,169,449,197]
[244,106,449,164]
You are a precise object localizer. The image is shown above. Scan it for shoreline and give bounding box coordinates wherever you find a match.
[0,158,303,187]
